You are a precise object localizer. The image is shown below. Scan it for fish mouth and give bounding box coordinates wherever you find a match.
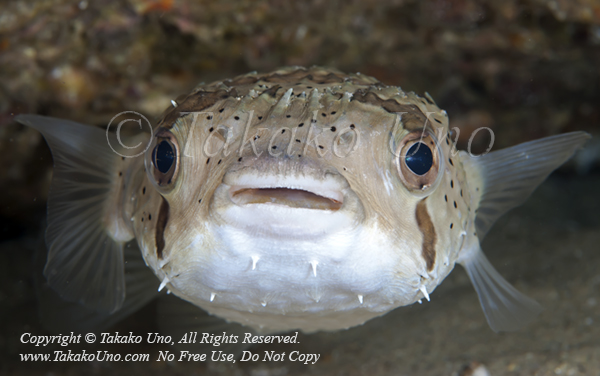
[229,187,343,211]
[214,170,361,236]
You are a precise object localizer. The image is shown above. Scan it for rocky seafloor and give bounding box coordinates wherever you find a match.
[1,0,599,375]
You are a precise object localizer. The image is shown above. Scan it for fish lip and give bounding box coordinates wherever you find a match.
[213,171,362,236]
[228,186,344,211]
[222,171,348,211]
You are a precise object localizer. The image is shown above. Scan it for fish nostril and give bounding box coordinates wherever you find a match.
[229,187,343,211]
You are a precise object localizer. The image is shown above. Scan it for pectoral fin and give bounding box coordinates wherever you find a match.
[459,236,542,332]
[17,115,136,313]
[458,131,589,331]
[36,240,161,332]
[461,131,590,240]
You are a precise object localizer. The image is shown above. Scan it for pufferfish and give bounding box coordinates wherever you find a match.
[17,66,589,334]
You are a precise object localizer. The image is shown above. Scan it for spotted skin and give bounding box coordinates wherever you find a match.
[18,65,590,335]
[119,67,486,332]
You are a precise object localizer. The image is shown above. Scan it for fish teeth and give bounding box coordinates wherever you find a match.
[358,295,364,304]
[170,99,177,107]
[309,260,318,277]
[210,292,216,302]
[251,255,260,270]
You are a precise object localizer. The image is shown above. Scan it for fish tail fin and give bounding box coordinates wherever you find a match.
[16,114,139,313]
[458,131,589,331]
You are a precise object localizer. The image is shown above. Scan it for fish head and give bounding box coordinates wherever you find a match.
[137,67,468,331]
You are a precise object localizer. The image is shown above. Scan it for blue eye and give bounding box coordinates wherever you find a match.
[153,140,175,173]
[404,142,433,175]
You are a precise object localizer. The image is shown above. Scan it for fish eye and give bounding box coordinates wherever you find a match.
[146,129,179,188]
[404,142,433,175]
[395,131,442,194]
[153,141,175,173]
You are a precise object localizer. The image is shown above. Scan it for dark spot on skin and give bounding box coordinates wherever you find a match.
[158,88,234,129]
[263,85,281,97]
[207,115,213,120]
[199,199,202,203]
[318,145,324,149]
[435,118,442,124]
[450,223,453,229]
[311,119,317,123]
[307,86,312,89]
[350,124,355,129]
[281,129,286,134]
[298,154,302,157]
[218,159,222,164]
[272,146,277,150]
[331,111,336,115]
[298,123,304,127]
[476,187,479,191]
[142,187,146,195]
[258,116,263,120]
[209,127,214,132]
[234,116,240,120]
[119,172,122,177]
[286,115,291,118]
[295,139,301,143]
[141,217,144,222]
[454,201,457,208]
[206,158,210,164]
[444,195,447,202]
[449,158,453,166]
[330,126,336,132]
[238,157,243,162]
[322,113,326,117]
[460,189,463,197]
[446,138,449,145]
[450,180,454,188]
[121,157,125,161]
[148,214,152,220]
[415,198,436,271]
[343,167,347,171]
[155,198,170,259]
[219,108,224,113]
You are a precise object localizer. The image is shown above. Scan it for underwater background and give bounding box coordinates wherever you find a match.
[1,0,599,375]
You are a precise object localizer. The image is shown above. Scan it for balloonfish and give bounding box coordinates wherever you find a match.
[17,66,589,334]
